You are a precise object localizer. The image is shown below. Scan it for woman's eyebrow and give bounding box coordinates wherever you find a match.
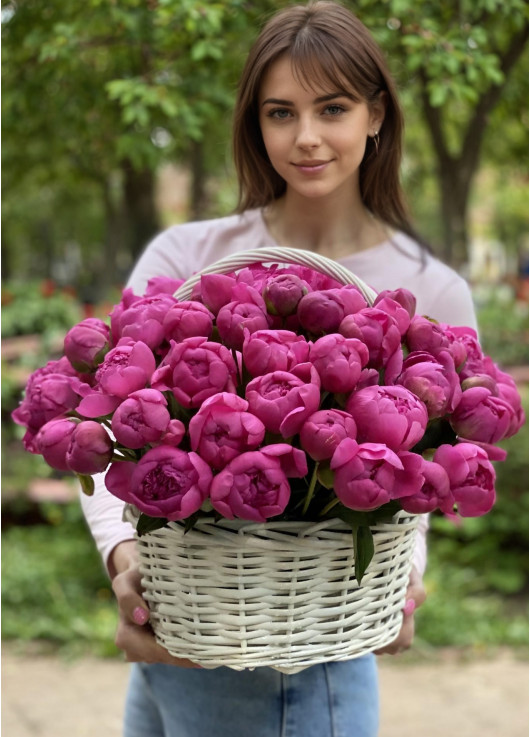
[261,92,355,107]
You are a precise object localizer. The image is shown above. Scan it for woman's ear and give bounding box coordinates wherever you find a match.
[369,91,387,134]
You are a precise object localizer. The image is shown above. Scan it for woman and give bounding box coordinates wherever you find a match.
[82,3,477,735]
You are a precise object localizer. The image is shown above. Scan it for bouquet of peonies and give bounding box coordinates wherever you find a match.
[12,250,524,586]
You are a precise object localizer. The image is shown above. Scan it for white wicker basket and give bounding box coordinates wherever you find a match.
[128,247,420,672]
[125,507,418,673]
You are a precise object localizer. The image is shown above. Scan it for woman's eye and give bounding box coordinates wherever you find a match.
[268,109,291,120]
[324,105,345,116]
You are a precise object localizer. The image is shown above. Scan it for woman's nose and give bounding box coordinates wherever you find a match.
[295,116,321,149]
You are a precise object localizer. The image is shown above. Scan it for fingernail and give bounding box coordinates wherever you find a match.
[133,606,149,625]
[403,599,416,616]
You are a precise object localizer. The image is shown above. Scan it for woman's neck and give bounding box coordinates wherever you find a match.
[262,191,391,260]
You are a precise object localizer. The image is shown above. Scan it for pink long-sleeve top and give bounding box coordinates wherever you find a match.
[81,208,478,577]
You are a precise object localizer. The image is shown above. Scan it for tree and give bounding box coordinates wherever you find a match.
[352,0,529,266]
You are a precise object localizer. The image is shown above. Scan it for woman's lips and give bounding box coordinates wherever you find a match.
[292,160,330,174]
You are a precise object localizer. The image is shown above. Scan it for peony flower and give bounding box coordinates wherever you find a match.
[11,360,88,451]
[451,387,515,444]
[406,316,466,368]
[210,444,307,522]
[143,275,185,297]
[396,350,462,419]
[297,286,367,334]
[373,288,417,334]
[245,362,321,437]
[330,438,424,511]
[189,392,265,469]
[309,334,369,393]
[111,389,171,449]
[299,409,357,461]
[447,325,493,379]
[65,420,114,474]
[400,458,454,514]
[346,385,428,451]
[77,339,156,418]
[163,301,214,343]
[339,307,402,381]
[156,418,186,447]
[242,329,310,377]
[35,417,79,471]
[112,293,178,350]
[198,273,237,314]
[151,336,237,408]
[105,446,212,520]
[216,285,272,350]
[494,367,525,438]
[63,318,110,372]
[262,273,309,316]
[434,443,496,516]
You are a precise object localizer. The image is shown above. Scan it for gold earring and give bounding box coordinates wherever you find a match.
[373,130,380,155]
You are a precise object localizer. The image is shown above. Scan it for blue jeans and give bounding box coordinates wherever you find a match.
[123,656,379,737]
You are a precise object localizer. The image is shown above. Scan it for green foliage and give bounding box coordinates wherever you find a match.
[2,281,82,339]
[1,503,118,656]
[476,292,529,366]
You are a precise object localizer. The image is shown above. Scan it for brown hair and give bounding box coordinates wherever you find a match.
[233,0,418,241]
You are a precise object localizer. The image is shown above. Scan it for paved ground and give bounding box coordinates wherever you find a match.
[2,646,528,736]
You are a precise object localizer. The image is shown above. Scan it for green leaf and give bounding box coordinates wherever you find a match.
[353,525,375,586]
[136,514,168,537]
[77,474,95,496]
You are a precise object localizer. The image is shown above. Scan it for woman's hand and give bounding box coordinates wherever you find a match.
[109,540,201,667]
[374,565,426,656]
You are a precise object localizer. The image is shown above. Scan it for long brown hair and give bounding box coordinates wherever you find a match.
[233,1,420,242]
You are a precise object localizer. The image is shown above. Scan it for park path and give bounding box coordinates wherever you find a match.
[2,646,528,736]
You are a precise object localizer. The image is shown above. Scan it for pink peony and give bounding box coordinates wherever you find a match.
[299,409,357,461]
[216,283,272,350]
[297,286,367,334]
[330,438,424,511]
[188,392,265,469]
[396,350,462,419]
[65,420,114,474]
[198,273,237,314]
[373,288,416,334]
[210,444,307,522]
[434,443,496,516]
[163,301,214,343]
[245,362,321,437]
[309,334,369,394]
[11,360,88,450]
[346,385,428,451]
[262,273,309,316]
[111,389,171,449]
[143,275,185,296]
[77,339,156,418]
[400,459,454,514]
[112,293,178,350]
[151,336,237,408]
[339,307,402,380]
[105,446,212,520]
[406,316,466,368]
[494,367,525,438]
[63,318,110,372]
[35,417,79,471]
[242,329,310,377]
[451,387,515,444]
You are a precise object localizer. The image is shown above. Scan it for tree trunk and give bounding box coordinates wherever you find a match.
[122,160,160,264]
[418,26,528,268]
[188,140,208,221]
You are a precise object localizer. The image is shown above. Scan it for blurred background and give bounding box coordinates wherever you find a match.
[2,0,528,676]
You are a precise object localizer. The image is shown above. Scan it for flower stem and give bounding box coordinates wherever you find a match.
[302,462,319,515]
[319,497,340,517]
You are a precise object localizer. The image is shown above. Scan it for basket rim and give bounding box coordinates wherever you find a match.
[174,246,378,304]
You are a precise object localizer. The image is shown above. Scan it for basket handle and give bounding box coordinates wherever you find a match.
[174,247,377,305]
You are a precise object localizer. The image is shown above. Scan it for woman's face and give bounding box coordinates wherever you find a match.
[259,55,384,204]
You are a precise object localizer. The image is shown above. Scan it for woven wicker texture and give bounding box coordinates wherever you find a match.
[126,509,418,673]
[128,248,419,672]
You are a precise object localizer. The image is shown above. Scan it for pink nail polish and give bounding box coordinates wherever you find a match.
[403,599,416,616]
[133,606,149,625]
